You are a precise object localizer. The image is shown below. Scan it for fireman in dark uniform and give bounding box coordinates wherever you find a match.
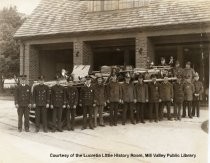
[66,76,78,131]
[148,75,160,122]
[134,74,148,123]
[106,75,122,126]
[121,74,135,125]
[50,76,66,132]
[182,75,195,118]
[79,76,95,130]
[14,75,31,132]
[192,73,203,117]
[173,61,183,78]
[173,75,184,120]
[32,75,50,132]
[183,61,196,81]
[93,76,107,127]
[159,76,173,120]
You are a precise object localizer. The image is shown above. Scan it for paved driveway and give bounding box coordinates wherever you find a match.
[0,100,208,163]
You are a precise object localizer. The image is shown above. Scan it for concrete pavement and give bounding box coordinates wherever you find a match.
[0,100,208,163]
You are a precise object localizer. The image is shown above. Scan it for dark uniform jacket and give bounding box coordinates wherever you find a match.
[159,82,173,101]
[134,83,148,103]
[183,68,195,80]
[93,83,107,106]
[193,80,204,101]
[173,67,183,77]
[107,82,122,102]
[121,82,135,103]
[79,84,95,106]
[148,82,160,103]
[173,82,184,103]
[66,86,78,107]
[183,82,195,101]
[33,84,50,107]
[14,84,31,107]
[51,84,66,107]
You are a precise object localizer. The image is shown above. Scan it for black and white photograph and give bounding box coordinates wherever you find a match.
[0,0,209,162]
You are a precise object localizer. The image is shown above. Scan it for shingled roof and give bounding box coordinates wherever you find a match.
[14,0,210,38]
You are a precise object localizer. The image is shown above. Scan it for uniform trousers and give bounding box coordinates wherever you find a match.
[183,101,192,118]
[35,106,47,130]
[17,106,29,130]
[174,102,182,120]
[159,101,171,120]
[149,102,159,121]
[122,102,135,124]
[94,105,104,126]
[66,107,76,130]
[109,102,119,125]
[52,107,63,130]
[136,102,145,123]
[83,105,93,128]
[192,100,200,117]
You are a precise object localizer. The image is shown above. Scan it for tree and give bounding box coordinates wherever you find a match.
[0,6,26,78]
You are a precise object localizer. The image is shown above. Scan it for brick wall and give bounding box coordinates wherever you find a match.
[73,40,93,69]
[19,42,24,76]
[135,34,154,68]
[24,44,39,84]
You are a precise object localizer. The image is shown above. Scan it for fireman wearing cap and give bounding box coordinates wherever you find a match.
[14,75,31,132]
[79,76,95,130]
[192,73,203,117]
[159,76,173,120]
[183,61,196,81]
[173,75,184,120]
[93,77,107,127]
[134,74,148,123]
[50,75,66,132]
[148,75,160,122]
[106,75,122,126]
[173,61,183,78]
[66,76,78,131]
[32,75,50,132]
[182,75,195,118]
[121,74,135,125]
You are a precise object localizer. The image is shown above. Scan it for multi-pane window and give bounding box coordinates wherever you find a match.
[88,0,151,12]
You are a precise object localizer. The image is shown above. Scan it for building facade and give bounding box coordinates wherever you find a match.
[14,0,210,88]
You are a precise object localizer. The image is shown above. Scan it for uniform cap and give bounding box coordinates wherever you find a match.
[177,74,182,78]
[19,75,27,79]
[67,75,74,82]
[175,60,180,65]
[163,74,168,78]
[38,75,44,80]
[138,74,144,79]
[150,74,157,79]
[186,61,191,65]
[85,75,91,80]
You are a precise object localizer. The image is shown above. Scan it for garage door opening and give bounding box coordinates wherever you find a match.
[86,38,135,71]
[35,43,73,81]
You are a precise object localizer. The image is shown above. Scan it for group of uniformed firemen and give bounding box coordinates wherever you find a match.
[14,60,204,132]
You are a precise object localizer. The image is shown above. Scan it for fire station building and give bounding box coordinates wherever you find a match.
[14,0,210,88]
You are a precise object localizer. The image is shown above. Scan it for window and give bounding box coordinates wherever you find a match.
[88,0,151,12]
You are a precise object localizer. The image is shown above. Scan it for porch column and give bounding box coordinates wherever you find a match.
[124,49,130,65]
[19,41,25,76]
[135,33,154,68]
[177,45,183,66]
[73,40,93,70]
[24,43,39,84]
